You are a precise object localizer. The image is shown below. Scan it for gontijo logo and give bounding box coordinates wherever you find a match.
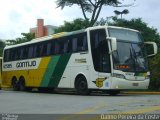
[3,58,41,71]
[16,61,36,68]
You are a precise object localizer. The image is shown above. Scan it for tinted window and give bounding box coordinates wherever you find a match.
[34,44,43,57]
[54,40,60,54]
[4,49,10,62]
[90,29,111,73]
[46,42,51,56]
[23,46,29,59]
[4,32,88,62]
[41,42,48,56]
[72,37,78,52]
[15,48,20,60]
[62,37,69,53]
[71,32,88,53]
[28,46,34,58]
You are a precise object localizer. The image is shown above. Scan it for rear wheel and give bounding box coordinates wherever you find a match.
[19,77,26,91]
[12,77,19,91]
[75,76,90,95]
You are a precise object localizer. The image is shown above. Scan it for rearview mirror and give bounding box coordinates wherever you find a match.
[144,42,157,57]
[107,37,117,53]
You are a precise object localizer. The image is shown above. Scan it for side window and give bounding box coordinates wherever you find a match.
[59,38,65,54]
[41,42,47,56]
[63,40,68,53]
[91,30,106,49]
[34,44,43,57]
[46,42,51,56]
[54,40,60,55]
[71,32,88,53]
[28,45,34,58]
[20,48,24,59]
[23,46,29,59]
[10,49,15,61]
[51,40,55,55]
[72,37,78,52]
[77,33,88,51]
[62,37,69,54]
[15,48,20,60]
[4,50,10,62]
[60,37,69,54]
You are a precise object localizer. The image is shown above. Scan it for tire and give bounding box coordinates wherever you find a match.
[107,90,120,96]
[75,76,90,95]
[12,77,19,91]
[19,77,26,91]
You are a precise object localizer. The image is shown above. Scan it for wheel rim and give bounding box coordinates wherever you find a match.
[79,81,87,90]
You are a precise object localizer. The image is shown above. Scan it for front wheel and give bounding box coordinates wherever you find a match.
[75,76,90,95]
[12,78,19,91]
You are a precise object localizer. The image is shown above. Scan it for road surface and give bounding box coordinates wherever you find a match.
[0,90,160,120]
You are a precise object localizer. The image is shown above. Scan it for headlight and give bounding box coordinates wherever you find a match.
[112,73,126,79]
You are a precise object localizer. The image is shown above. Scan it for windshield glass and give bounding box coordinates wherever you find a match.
[108,28,148,72]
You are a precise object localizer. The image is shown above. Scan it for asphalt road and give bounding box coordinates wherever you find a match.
[0,90,160,120]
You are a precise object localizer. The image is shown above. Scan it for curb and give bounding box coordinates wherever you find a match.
[122,91,160,95]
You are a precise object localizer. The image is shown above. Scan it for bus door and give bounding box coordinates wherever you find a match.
[90,29,111,89]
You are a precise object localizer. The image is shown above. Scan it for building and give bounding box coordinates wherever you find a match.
[30,19,57,38]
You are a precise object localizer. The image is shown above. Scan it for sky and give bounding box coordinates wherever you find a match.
[0,0,160,40]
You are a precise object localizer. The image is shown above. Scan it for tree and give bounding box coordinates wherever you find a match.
[114,9,129,19]
[56,0,135,26]
[6,32,35,46]
[55,18,90,33]
[0,40,6,57]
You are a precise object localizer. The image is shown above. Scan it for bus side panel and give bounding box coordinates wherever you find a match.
[40,56,60,88]
[65,53,90,88]
[28,57,51,87]
[2,71,12,87]
[40,54,72,88]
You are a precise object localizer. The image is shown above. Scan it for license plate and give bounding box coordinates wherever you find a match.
[133,83,139,86]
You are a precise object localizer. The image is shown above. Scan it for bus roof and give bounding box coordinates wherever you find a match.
[107,26,139,32]
[4,25,139,50]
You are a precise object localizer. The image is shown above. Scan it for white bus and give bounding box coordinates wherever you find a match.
[2,26,157,95]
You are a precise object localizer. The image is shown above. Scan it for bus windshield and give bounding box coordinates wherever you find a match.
[108,28,148,72]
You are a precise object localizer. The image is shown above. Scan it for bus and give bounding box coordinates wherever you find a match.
[0,57,2,89]
[2,26,157,95]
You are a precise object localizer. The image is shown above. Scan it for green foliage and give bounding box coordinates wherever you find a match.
[56,0,134,26]
[0,32,35,57]
[6,32,35,46]
[0,40,6,57]
[149,53,160,90]
[55,18,90,33]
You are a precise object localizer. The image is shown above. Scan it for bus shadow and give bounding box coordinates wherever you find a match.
[28,89,139,97]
